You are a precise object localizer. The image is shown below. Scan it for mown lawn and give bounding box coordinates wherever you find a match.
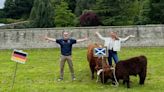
[0,47,164,92]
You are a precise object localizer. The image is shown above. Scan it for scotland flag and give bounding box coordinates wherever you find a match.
[94,48,108,57]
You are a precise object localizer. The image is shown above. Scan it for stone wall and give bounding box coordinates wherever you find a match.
[0,25,164,49]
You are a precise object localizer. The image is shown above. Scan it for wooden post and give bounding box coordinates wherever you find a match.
[101,56,104,84]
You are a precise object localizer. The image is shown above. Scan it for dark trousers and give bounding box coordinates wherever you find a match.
[108,50,119,66]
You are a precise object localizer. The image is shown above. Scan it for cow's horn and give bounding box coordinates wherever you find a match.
[97,69,103,76]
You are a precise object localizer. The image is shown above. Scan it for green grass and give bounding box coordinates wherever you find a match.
[0,47,164,92]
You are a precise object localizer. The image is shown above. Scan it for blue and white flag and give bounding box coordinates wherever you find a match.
[94,48,108,57]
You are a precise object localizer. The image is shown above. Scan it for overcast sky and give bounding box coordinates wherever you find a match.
[0,0,5,9]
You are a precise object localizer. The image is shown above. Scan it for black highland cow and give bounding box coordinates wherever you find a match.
[99,55,147,88]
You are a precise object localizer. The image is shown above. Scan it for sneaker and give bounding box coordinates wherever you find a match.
[57,78,63,82]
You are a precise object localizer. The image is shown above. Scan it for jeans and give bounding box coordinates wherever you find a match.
[108,50,119,66]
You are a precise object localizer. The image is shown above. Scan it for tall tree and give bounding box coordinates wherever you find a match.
[15,0,34,19]
[113,0,136,25]
[4,0,33,19]
[92,0,151,26]
[30,0,54,28]
[133,0,151,25]
[75,0,95,16]
[92,0,121,26]
[54,1,76,27]
[64,0,76,13]
[0,9,5,18]
[149,0,164,24]
[3,0,17,18]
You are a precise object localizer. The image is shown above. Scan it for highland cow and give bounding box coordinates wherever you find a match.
[87,43,109,80]
[100,55,147,88]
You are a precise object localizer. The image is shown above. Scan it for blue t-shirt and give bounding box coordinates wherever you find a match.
[56,38,77,56]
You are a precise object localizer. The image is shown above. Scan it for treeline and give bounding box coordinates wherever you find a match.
[0,0,164,28]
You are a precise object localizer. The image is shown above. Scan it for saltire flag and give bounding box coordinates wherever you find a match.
[11,49,28,64]
[93,47,108,57]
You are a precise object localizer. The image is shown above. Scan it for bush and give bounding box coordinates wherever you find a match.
[79,11,100,26]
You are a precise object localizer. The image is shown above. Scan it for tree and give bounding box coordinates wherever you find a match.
[112,0,138,25]
[75,0,95,16]
[64,0,76,13]
[54,1,76,27]
[132,0,151,25]
[92,0,121,26]
[0,9,5,18]
[15,0,34,19]
[92,0,152,26]
[3,0,17,18]
[149,0,164,24]
[30,0,55,28]
[3,0,33,19]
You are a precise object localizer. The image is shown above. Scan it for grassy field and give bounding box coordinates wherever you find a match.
[0,47,164,92]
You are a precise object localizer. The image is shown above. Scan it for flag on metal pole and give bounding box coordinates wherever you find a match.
[11,49,28,64]
[10,49,28,90]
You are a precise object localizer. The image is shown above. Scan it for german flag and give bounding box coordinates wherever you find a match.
[11,50,28,64]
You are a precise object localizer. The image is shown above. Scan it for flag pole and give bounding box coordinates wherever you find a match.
[102,56,104,84]
[11,62,18,90]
